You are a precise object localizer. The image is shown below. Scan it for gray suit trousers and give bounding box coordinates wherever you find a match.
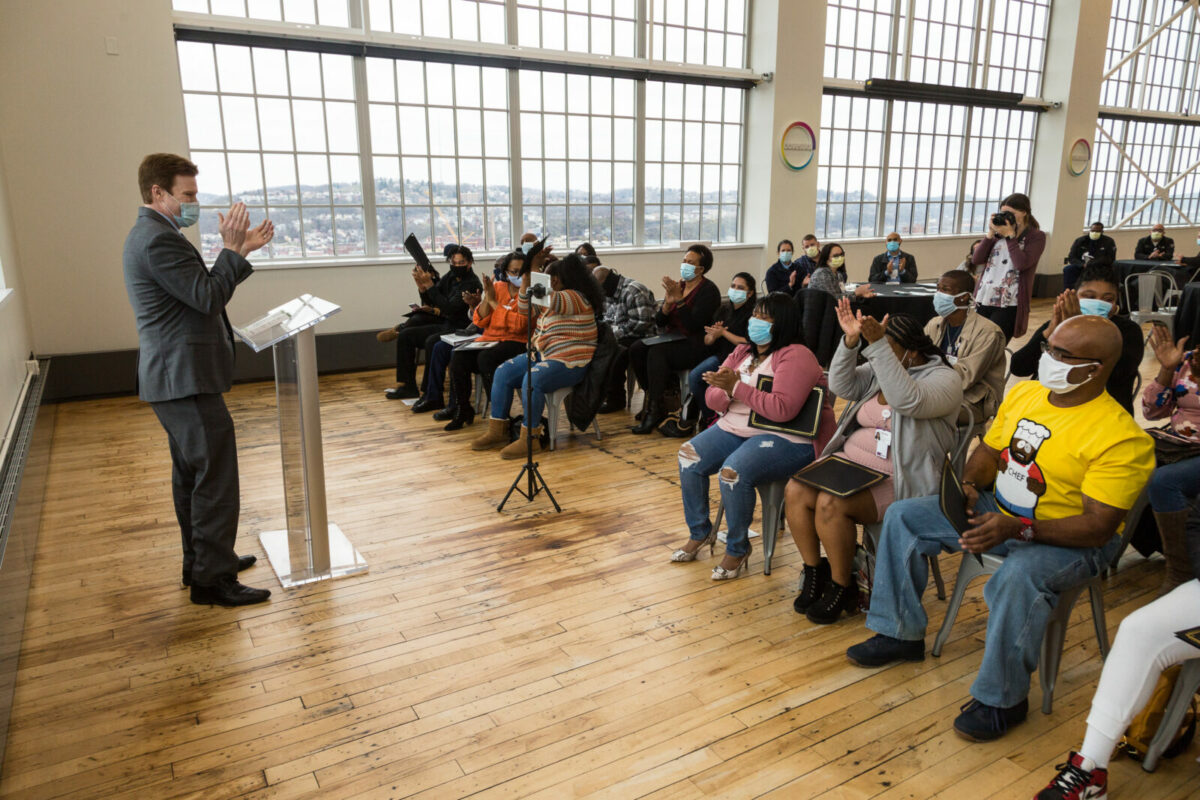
[151,393,240,585]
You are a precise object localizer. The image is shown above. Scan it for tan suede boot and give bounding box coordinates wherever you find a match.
[1154,509,1193,596]
[376,325,400,343]
[470,418,509,450]
[500,426,542,459]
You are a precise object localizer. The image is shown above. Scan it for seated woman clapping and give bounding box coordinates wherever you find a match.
[672,292,836,581]
[470,248,604,459]
[785,303,962,624]
[440,251,530,431]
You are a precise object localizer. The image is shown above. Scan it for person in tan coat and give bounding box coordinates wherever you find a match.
[923,270,1007,425]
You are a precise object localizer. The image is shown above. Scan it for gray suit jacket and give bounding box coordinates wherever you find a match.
[123,207,253,402]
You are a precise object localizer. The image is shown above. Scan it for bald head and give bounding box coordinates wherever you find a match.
[592,266,611,284]
[1047,315,1123,397]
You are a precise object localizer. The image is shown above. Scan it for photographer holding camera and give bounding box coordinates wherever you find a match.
[970,193,1045,341]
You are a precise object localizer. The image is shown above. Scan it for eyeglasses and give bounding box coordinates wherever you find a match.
[1039,341,1100,364]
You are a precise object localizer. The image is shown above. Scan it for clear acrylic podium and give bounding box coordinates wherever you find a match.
[233,294,368,588]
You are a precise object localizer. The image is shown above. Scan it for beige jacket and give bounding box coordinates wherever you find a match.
[924,312,1007,421]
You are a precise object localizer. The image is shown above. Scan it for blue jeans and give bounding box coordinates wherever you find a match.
[866,492,1119,708]
[1148,457,1200,512]
[688,355,721,421]
[490,355,586,424]
[421,340,454,405]
[678,424,815,558]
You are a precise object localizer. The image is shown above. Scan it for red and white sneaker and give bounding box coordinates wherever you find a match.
[1035,752,1107,799]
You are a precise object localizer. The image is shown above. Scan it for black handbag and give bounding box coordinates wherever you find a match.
[746,375,825,438]
[1149,426,1200,466]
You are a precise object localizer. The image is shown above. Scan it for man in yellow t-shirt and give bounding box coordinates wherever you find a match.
[845,315,1154,743]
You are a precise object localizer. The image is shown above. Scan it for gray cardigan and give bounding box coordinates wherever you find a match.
[825,337,964,501]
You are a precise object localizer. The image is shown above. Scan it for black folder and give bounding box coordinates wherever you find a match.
[747,376,825,439]
[640,332,687,347]
[403,233,433,271]
[939,454,983,565]
[1175,626,1200,650]
[792,455,886,498]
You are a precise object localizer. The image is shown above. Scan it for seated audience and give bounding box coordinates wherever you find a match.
[787,307,962,624]
[764,239,797,293]
[575,242,597,258]
[806,243,873,300]
[791,234,821,289]
[846,315,1154,743]
[868,232,918,283]
[1034,580,1200,800]
[956,239,983,275]
[1010,265,1143,414]
[380,245,480,399]
[471,250,603,458]
[923,270,1007,424]
[416,283,485,415]
[1135,223,1174,261]
[1142,323,1200,594]
[660,274,757,437]
[672,292,834,580]
[1063,221,1116,289]
[518,231,538,255]
[592,265,657,413]
[628,245,722,434]
[438,251,530,431]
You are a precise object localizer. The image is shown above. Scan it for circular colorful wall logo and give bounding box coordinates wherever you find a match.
[781,122,816,171]
[1067,138,1092,177]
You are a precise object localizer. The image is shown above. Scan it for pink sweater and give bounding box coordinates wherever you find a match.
[1143,358,1200,441]
[705,344,836,452]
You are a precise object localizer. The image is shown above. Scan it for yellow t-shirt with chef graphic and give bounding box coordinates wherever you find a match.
[983,381,1154,520]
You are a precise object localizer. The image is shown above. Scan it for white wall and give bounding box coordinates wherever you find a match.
[0,140,34,426]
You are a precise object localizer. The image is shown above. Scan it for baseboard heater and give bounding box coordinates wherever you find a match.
[0,359,51,771]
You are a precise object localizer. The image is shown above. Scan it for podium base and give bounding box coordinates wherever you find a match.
[259,523,369,588]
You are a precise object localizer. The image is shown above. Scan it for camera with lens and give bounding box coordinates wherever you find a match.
[991,209,1016,237]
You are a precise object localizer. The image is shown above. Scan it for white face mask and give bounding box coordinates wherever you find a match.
[1038,350,1098,395]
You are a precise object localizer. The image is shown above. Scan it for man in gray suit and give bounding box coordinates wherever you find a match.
[123,153,274,607]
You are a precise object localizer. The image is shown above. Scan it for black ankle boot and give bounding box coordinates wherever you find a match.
[631,400,663,434]
[793,557,831,614]
[443,405,476,431]
[806,578,859,625]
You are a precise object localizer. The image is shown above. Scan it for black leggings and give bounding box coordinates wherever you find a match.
[448,340,527,410]
[395,322,451,384]
[628,337,710,406]
[977,305,1018,342]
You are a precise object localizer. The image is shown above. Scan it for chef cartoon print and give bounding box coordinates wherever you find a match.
[995,419,1050,518]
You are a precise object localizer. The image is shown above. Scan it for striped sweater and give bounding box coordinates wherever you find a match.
[519,288,597,368]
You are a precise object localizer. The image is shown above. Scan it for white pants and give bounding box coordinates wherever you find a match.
[1085,580,1200,757]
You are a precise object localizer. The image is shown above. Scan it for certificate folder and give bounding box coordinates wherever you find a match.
[792,455,886,498]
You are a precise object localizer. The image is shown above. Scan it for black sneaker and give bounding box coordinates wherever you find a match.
[953,697,1028,742]
[1035,751,1107,799]
[793,558,831,614]
[846,633,925,667]
[806,578,859,625]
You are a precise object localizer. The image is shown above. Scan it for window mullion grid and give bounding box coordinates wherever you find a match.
[887,0,904,80]
[877,100,895,239]
[353,54,378,257]
[317,54,340,256]
[955,105,973,233]
[250,47,275,260]
[348,0,363,29]
[979,0,997,91]
[634,79,646,246]
[450,66,463,250]
[282,50,309,256]
[901,0,916,82]
[507,68,523,248]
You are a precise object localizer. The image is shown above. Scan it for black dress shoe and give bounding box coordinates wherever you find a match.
[597,396,626,414]
[182,554,256,587]
[432,405,457,422]
[190,575,271,607]
[384,384,420,400]
[444,405,476,431]
[411,395,444,413]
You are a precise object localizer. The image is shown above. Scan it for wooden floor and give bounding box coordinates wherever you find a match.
[3,302,1200,799]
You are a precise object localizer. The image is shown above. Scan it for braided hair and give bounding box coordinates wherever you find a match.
[884,313,948,366]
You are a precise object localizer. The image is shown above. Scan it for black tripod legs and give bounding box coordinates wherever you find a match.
[497,460,561,512]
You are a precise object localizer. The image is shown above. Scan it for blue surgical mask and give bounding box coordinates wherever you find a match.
[507,273,522,285]
[521,241,534,254]
[747,317,773,345]
[680,262,696,281]
[779,250,793,264]
[886,241,900,253]
[933,291,967,318]
[727,288,748,305]
[1079,298,1113,317]
[175,203,200,228]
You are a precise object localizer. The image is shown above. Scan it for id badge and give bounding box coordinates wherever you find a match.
[946,354,959,365]
[874,429,892,459]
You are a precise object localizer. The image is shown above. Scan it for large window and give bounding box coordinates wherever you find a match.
[816,95,1037,239]
[823,0,1050,97]
[173,0,749,260]
[818,0,1044,239]
[1088,0,1200,228]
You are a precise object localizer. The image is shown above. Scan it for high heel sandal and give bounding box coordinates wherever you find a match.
[669,529,717,562]
[711,542,752,581]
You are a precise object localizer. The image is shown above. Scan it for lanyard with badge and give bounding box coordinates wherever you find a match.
[874,407,893,459]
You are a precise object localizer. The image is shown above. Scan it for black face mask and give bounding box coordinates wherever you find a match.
[450,263,470,276]
[603,270,620,296]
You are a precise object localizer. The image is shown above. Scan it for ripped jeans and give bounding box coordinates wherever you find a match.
[678,424,815,558]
